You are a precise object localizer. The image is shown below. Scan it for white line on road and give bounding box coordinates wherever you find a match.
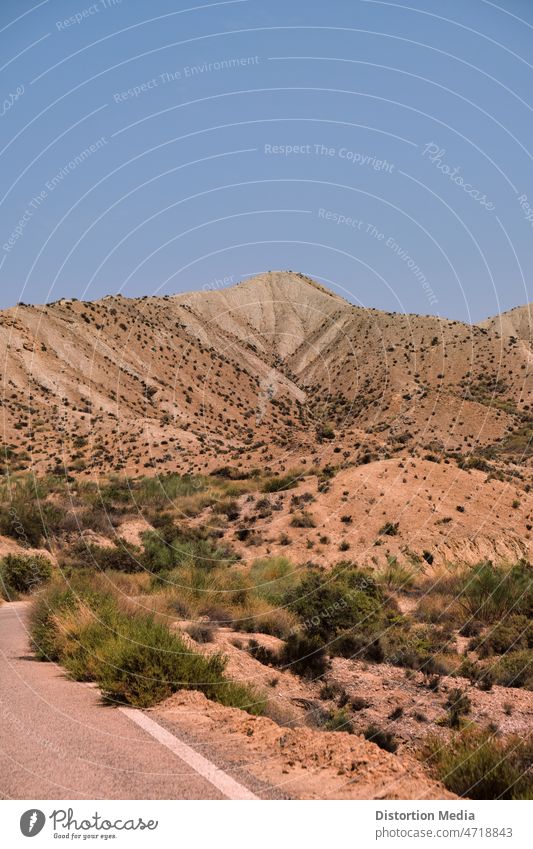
[119,707,259,800]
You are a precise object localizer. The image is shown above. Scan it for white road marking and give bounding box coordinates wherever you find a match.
[120,707,259,800]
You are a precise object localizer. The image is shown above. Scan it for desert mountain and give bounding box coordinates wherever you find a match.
[479,302,533,343]
[1,271,532,478]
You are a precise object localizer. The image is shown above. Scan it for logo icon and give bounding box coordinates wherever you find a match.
[20,810,46,837]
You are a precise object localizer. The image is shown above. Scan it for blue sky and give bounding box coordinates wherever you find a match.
[1,0,532,321]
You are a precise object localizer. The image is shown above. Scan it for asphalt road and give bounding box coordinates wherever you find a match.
[0,601,253,799]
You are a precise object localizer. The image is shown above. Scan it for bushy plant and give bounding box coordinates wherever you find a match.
[283,564,399,661]
[290,511,316,528]
[74,542,143,573]
[0,478,63,547]
[424,728,533,799]
[261,471,301,493]
[248,556,299,603]
[473,615,533,657]
[30,575,264,713]
[279,633,329,679]
[0,553,52,597]
[142,528,237,575]
[491,650,533,689]
[324,707,353,733]
[378,521,399,537]
[459,560,533,623]
[444,688,471,728]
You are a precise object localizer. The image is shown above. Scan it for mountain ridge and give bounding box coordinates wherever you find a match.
[1,271,531,481]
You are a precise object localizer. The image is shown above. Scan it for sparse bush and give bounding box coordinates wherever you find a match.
[319,681,343,700]
[30,575,264,713]
[0,553,52,597]
[249,556,298,603]
[262,471,301,493]
[316,423,335,441]
[0,479,63,547]
[491,650,533,689]
[459,560,533,624]
[142,528,237,575]
[279,633,329,679]
[416,593,460,625]
[364,724,398,753]
[459,658,494,691]
[424,728,533,799]
[379,557,416,590]
[379,521,399,537]
[290,511,316,528]
[473,615,533,657]
[350,695,371,711]
[444,687,471,728]
[324,707,353,733]
[72,542,143,573]
[247,638,278,666]
[212,499,240,521]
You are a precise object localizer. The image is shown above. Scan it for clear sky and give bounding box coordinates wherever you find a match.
[1,0,532,321]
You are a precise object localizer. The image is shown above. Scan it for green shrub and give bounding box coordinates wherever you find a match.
[316,423,335,441]
[459,561,533,623]
[459,658,494,691]
[324,707,353,733]
[262,471,301,493]
[74,542,143,573]
[135,474,208,508]
[384,625,455,673]
[379,557,417,590]
[424,728,533,799]
[279,633,329,679]
[283,564,400,662]
[248,556,299,603]
[491,650,533,689]
[247,638,278,666]
[142,529,237,574]
[29,576,264,713]
[0,486,61,547]
[473,615,533,657]
[444,688,471,728]
[0,553,52,597]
